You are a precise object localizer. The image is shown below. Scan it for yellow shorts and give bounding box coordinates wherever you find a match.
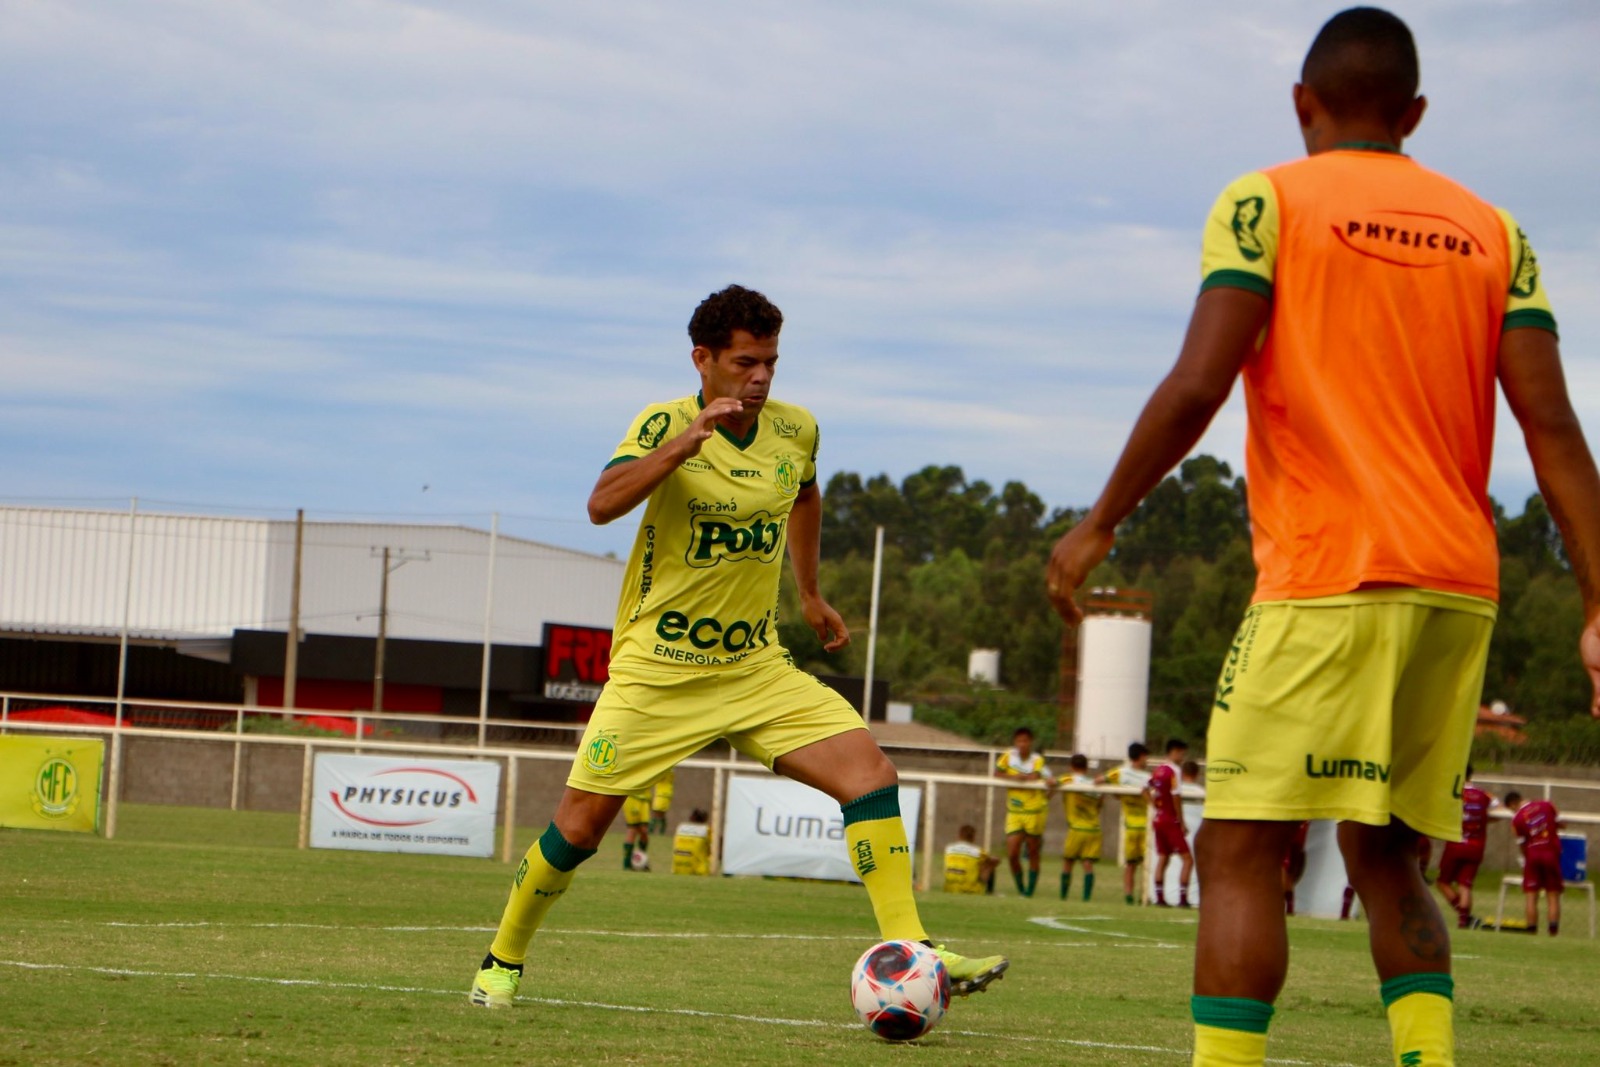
[1005,810,1047,838]
[1064,829,1102,861]
[1122,826,1146,864]
[568,655,866,796]
[1204,589,1495,841]
[650,773,675,813]
[622,795,651,826]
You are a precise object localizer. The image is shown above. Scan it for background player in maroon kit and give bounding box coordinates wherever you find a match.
[1505,792,1566,935]
[1148,738,1193,907]
[1435,766,1493,928]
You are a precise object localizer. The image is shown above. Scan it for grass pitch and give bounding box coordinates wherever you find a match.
[1,805,1595,1066]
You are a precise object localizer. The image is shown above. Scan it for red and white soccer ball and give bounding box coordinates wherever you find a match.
[849,940,950,1042]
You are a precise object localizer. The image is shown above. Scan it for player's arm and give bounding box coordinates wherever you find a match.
[1497,327,1600,717]
[587,397,746,524]
[786,481,849,652]
[1046,287,1269,622]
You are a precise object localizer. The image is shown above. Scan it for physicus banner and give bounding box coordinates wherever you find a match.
[0,735,104,833]
[722,776,921,882]
[310,754,501,858]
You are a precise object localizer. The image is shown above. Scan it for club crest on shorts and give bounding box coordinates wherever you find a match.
[584,730,621,776]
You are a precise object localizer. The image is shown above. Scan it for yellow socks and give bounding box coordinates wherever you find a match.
[841,786,928,943]
[1191,997,1273,1066]
[488,822,596,965]
[1382,973,1454,1067]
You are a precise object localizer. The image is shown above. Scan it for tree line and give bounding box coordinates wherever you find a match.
[777,457,1597,758]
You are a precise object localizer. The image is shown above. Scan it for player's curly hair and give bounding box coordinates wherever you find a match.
[1302,7,1419,126]
[688,284,783,352]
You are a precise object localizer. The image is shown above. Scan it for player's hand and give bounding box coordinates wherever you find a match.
[682,397,746,456]
[801,594,850,653]
[1047,521,1115,624]
[1582,610,1600,718]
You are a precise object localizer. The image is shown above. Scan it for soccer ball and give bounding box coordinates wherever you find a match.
[849,940,950,1042]
[630,848,649,871]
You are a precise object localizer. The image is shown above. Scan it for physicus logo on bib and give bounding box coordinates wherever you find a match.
[774,455,800,497]
[686,510,786,568]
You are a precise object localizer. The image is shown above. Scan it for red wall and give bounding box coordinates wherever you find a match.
[254,676,443,713]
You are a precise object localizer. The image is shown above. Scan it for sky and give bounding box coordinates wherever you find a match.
[3,1,1597,559]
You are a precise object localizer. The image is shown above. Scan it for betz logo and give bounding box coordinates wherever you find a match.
[686,511,785,568]
[637,411,671,450]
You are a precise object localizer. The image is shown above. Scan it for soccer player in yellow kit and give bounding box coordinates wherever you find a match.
[1099,742,1152,905]
[470,285,1007,1007]
[1047,10,1600,1066]
[1060,754,1104,902]
[995,726,1053,897]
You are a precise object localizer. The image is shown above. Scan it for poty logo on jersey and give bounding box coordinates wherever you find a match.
[31,757,79,819]
[328,766,476,827]
[686,510,785,568]
[1333,212,1479,266]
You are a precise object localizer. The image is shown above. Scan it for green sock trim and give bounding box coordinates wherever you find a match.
[538,822,597,873]
[1191,996,1275,1034]
[1380,972,1453,1008]
[840,785,900,826]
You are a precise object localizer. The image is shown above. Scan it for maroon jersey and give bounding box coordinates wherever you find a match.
[1459,784,1492,844]
[1512,800,1562,860]
[1149,762,1181,824]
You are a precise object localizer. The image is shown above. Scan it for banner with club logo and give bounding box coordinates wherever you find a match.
[309,754,501,858]
[721,776,921,882]
[0,735,104,833]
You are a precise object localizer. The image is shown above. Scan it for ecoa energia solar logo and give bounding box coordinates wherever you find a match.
[328,765,480,827]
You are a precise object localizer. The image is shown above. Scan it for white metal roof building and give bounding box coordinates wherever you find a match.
[0,506,622,649]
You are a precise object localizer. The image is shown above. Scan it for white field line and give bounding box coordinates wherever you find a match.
[0,959,1359,1066]
[82,920,1184,950]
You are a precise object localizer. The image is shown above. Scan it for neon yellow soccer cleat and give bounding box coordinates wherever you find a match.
[469,959,522,1008]
[931,945,1009,996]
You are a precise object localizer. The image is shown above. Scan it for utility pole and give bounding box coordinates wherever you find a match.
[371,545,429,714]
[284,508,304,709]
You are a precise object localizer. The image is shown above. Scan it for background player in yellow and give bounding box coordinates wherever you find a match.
[649,769,674,836]
[671,807,711,876]
[1046,9,1600,1067]
[1059,753,1103,902]
[943,824,999,895]
[470,285,1006,1008]
[1098,742,1152,905]
[621,788,652,870]
[994,726,1053,897]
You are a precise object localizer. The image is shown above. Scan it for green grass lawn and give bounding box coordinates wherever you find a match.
[0,805,1594,1065]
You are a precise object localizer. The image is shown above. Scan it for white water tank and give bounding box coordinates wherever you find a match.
[968,648,1001,686]
[1073,615,1152,761]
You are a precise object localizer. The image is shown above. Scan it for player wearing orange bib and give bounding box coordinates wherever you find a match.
[1047,10,1600,1067]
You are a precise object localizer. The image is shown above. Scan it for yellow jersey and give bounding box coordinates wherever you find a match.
[604,393,819,675]
[1061,774,1104,833]
[996,749,1052,815]
[943,841,990,894]
[1104,764,1150,828]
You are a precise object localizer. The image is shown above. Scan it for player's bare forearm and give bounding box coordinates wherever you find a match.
[1047,287,1268,621]
[787,482,849,651]
[1498,327,1600,714]
[588,397,745,524]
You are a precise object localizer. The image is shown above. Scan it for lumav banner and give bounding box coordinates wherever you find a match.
[722,776,921,882]
[0,735,104,833]
[310,754,501,858]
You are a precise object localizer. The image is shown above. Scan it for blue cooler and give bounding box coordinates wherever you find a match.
[1558,833,1587,883]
